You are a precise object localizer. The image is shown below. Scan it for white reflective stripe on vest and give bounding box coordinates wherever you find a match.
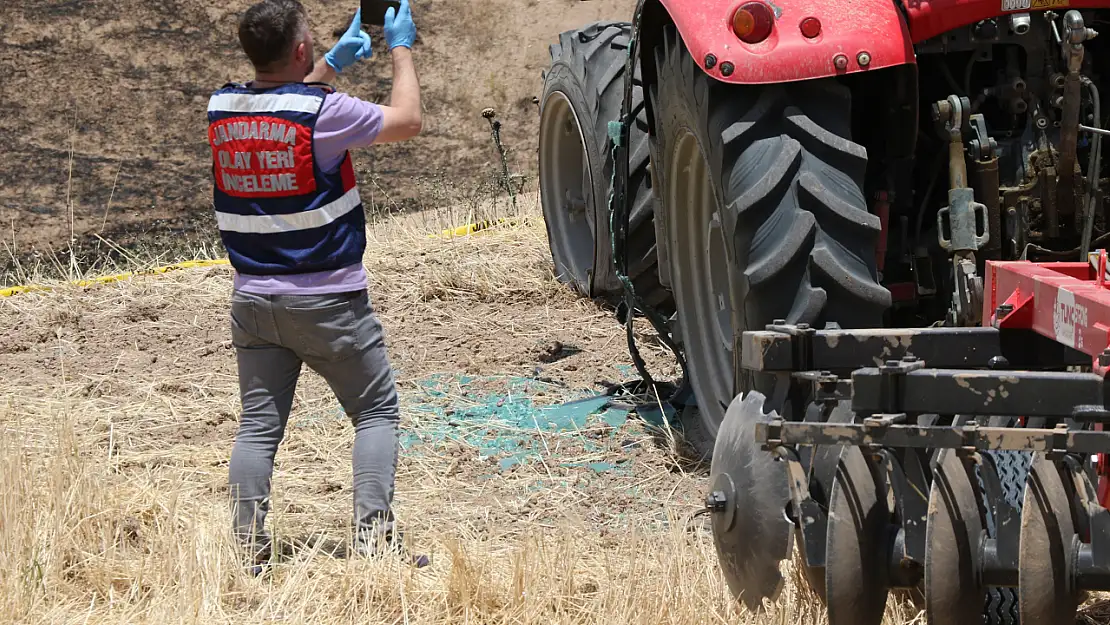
[208,92,324,115]
[215,187,361,234]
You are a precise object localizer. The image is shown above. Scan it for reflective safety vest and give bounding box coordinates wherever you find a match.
[206,82,365,275]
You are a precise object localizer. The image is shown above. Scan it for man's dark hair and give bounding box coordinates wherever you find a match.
[238,0,308,71]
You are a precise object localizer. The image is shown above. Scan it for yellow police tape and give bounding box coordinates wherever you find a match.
[0,259,231,298]
[428,216,528,239]
[1,218,528,298]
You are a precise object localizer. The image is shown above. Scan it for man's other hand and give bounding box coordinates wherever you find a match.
[384,0,416,50]
[325,9,373,73]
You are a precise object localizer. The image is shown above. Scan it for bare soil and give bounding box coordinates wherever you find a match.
[0,202,677,399]
[0,0,634,281]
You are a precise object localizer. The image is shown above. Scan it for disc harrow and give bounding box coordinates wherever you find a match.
[706,254,1110,623]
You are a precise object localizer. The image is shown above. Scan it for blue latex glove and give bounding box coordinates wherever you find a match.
[384,0,417,50]
[325,9,373,72]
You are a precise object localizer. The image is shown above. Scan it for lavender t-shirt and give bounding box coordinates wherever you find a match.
[233,91,384,295]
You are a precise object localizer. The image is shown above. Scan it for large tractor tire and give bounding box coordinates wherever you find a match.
[538,22,673,314]
[648,25,890,439]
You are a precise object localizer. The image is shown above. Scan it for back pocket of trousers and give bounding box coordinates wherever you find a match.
[284,296,358,360]
[230,293,261,348]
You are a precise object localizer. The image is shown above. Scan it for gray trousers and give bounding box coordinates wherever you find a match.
[227,289,399,559]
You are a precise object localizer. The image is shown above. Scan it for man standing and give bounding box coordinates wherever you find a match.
[206,0,422,571]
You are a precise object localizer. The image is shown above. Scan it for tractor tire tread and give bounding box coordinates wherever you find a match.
[651,23,889,606]
[648,24,889,442]
[977,447,1031,625]
[654,25,887,336]
[544,21,673,313]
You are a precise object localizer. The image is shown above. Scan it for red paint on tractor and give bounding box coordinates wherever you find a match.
[887,282,917,302]
[902,0,1110,43]
[657,0,915,84]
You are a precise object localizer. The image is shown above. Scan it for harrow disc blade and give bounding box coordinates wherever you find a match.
[792,399,856,604]
[825,446,889,625]
[1019,453,1079,623]
[924,449,984,625]
[708,391,795,611]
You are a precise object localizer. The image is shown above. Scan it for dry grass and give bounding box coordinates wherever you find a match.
[0,196,1082,624]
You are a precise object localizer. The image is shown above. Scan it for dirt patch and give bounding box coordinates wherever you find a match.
[0,202,677,398]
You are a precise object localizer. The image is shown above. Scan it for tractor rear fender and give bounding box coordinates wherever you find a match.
[651,0,916,84]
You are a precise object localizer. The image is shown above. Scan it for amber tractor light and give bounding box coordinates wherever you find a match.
[732,1,774,44]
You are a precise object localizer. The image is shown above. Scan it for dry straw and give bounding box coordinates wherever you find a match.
[2,196,1103,623]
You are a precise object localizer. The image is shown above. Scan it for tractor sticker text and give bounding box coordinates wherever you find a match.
[1053,289,1087,349]
[1002,0,1070,11]
[208,116,316,198]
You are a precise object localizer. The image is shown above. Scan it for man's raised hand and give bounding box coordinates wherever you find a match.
[325,8,374,72]
[384,0,416,50]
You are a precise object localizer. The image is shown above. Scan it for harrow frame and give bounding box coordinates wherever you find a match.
[722,254,1110,622]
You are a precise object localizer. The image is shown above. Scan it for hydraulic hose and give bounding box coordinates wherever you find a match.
[914,149,948,249]
[1081,78,1103,259]
[609,2,688,404]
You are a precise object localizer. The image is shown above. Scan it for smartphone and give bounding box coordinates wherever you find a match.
[360,0,401,25]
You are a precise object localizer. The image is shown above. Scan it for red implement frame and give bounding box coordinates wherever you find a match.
[984,252,1110,507]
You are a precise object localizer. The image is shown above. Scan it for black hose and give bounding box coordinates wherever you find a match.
[963,55,977,100]
[1081,78,1104,259]
[914,149,949,249]
[1027,230,1110,258]
[609,4,688,405]
[940,60,965,98]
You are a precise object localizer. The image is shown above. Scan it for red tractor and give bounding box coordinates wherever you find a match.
[538,0,1110,623]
